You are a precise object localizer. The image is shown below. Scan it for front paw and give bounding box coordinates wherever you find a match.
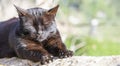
[40,55,53,65]
[58,50,73,58]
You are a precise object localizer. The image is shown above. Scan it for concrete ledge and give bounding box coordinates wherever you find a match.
[0,56,120,66]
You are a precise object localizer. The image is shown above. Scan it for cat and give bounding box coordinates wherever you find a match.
[0,5,73,64]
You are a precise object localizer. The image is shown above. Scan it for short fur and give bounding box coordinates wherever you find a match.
[0,5,73,64]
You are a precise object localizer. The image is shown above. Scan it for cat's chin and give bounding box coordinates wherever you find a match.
[36,38,46,42]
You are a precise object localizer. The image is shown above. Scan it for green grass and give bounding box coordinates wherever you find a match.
[65,36,120,56]
[84,37,120,56]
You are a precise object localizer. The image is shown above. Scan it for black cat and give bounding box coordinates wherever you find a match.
[0,5,73,64]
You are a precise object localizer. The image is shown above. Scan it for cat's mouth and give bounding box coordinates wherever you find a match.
[36,35,47,42]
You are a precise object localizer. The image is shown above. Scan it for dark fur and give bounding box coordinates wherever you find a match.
[0,5,73,64]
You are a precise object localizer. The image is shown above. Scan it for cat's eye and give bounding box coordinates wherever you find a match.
[43,18,54,25]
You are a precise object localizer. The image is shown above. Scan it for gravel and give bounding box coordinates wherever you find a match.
[0,56,120,66]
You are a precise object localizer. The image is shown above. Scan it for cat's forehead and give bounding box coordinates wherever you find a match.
[27,8,47,16]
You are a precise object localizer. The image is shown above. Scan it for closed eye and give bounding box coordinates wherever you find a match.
[23,29,30,35]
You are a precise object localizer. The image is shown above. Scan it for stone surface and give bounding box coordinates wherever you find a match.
[0,56,120,66]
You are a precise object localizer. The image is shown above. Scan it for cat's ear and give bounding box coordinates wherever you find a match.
[14,5,29,16]
[47,5,59,15]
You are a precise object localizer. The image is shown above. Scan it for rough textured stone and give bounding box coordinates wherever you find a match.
[0,56,120,66]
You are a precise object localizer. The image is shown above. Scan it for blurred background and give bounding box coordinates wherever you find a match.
[0,0,120,56]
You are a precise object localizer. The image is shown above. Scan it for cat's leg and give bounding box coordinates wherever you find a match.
[44,32,73,58]
[15,43,53,64]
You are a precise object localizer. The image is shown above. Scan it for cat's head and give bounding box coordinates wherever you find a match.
[15,5,59,41]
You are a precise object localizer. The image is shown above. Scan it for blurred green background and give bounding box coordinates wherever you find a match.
[58,0,120,56]
[0,0,120,56]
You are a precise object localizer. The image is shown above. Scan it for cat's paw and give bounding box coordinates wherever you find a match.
[58,50,73,58]
[40,55,53,65]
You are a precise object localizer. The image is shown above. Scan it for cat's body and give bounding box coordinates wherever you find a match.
[0,17,18,57]
[0,5,73,64]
